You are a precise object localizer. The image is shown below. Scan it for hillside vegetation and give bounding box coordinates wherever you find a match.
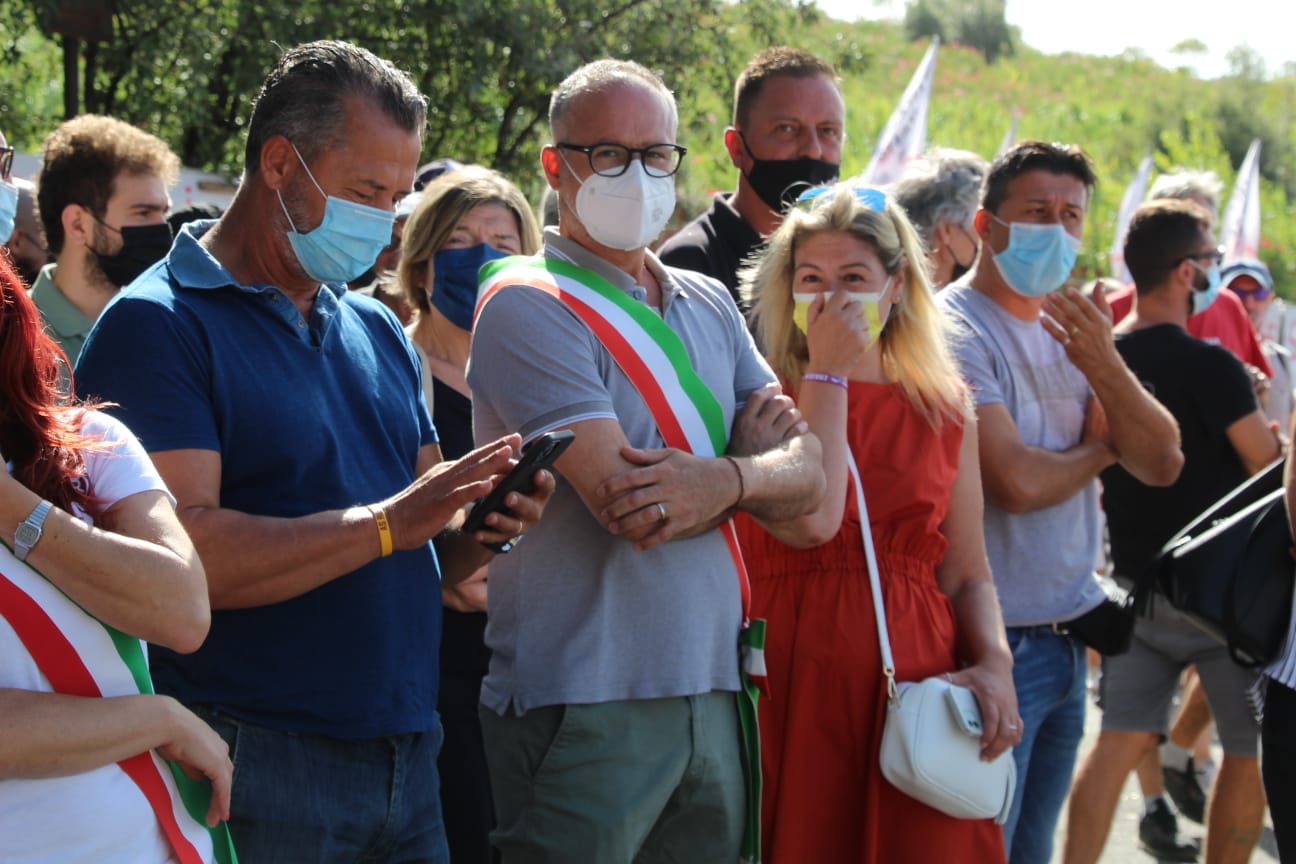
[676,13,1296,292]
[4,2,1293,290]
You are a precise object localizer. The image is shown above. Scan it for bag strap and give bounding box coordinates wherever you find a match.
[846,452,898,703]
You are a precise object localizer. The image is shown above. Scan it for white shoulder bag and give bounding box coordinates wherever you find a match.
[847,454,1016,823]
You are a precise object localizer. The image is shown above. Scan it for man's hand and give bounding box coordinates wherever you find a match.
[597,447,740,550]
[730,385,806,456]
[1080,394,1115,462]
[382,435,554,551]
[1244,362,1271,410]
[1040,283,1121,377]
[442,566,488,613]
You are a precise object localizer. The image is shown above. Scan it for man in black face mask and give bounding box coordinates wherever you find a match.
[31,115,178,366]
[659,47,845,309]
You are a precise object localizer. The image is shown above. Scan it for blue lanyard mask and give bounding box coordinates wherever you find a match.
[278,144,395,284]
[989,214,1080,297]
[1191,261,1222,316]
[430,243,508,331]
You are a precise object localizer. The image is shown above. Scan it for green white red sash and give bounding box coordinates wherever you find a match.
[478,254,767,862]
[0,545,238,864]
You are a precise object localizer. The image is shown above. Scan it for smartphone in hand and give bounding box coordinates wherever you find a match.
[462,430,574,550]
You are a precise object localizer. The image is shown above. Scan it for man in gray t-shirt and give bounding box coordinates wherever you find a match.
[467,60,824,864]
[938,141,1181,864]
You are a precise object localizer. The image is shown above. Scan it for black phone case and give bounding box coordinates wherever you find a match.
[461,430,574,539]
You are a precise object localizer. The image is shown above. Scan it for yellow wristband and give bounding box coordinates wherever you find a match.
[367,504,393,558]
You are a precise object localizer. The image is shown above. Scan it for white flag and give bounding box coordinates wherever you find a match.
[1220,138,1262,262]
[1108,154,1154,283]
[861,37,939,186]
[995,108,1020,159]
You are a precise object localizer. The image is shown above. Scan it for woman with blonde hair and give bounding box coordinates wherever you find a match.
[388,163,540,864]
[736,182,1018,862]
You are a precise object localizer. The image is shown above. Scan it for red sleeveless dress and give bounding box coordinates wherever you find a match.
[736,381,1006,863]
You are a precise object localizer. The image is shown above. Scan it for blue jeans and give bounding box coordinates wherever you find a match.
[198,708,450,864]
[1002,627,1087,864]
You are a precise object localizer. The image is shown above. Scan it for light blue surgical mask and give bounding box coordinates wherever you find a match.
[278,144,395,284]
[988,214,1081,297]
[0,180,17,241]
[430,243,508,331]
[1191,260,1222,316]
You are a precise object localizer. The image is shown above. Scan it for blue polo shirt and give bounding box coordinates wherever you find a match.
[75,221,441,739]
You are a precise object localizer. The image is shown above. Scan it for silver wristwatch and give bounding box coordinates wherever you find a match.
[14,500,52,561]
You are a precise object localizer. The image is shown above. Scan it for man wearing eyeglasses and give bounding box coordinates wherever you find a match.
[658,46,844,307]
[1063,199,1276,864]
[29,116,178,367]
[468,59,825,863]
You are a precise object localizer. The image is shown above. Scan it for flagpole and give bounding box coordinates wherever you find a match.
[860,36,939,185]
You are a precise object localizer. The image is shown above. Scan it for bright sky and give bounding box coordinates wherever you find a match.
[823,0,1292,80]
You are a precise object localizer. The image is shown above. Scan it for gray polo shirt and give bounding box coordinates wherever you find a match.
[468,229,776,714]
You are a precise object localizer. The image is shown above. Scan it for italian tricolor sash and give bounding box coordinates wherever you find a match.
[0,545,238,864]
[478,254,767,863]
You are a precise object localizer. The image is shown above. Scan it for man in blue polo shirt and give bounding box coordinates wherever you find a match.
[74,40,551,863]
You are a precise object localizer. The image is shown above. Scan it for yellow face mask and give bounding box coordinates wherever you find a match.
[792,278,893,347]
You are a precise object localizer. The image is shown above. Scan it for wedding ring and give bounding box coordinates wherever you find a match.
[1069,325,1079,337]
[657,502,668,522]
[1007,723,1019,731]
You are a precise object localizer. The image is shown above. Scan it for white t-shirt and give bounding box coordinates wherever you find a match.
[0,411,181,863]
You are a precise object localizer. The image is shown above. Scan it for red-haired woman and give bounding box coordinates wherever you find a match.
[0,254,234,863]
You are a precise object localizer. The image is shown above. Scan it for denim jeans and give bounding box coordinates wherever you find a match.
[1001,627,1087,864]
[197,708,450,864]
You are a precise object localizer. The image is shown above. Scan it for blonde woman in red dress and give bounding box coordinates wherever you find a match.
[736,183,1020,862]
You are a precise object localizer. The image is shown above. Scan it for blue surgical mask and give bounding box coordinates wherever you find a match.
[1191,261,1222,316]
[278,144,395,284]
[989,214,1080,297]
[430,243,508,331]
[0,180,17,241]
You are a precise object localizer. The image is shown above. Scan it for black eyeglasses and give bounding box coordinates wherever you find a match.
[557,142,687,178]
[1178,247,1224,267]
[0,147,13,181]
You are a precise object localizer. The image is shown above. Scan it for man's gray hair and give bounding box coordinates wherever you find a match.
[890,148,989,247]
[1148,169,1224,220]
[549,59,676,139]
[244,40,427,173]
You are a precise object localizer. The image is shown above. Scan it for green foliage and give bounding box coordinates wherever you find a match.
[903,0,1015,63]
[3,5,1294,293]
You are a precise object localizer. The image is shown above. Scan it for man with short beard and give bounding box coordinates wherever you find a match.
[31,115,178,366]
[31,113,177,365]
[658,47,844,309]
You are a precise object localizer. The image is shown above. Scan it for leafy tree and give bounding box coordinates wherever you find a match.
[902,0,1015,63]
[2,0,801,194]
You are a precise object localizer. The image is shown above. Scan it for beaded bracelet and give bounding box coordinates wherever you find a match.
[802,371,849,390]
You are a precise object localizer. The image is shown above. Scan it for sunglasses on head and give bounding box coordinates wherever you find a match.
[795,184,888,214]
